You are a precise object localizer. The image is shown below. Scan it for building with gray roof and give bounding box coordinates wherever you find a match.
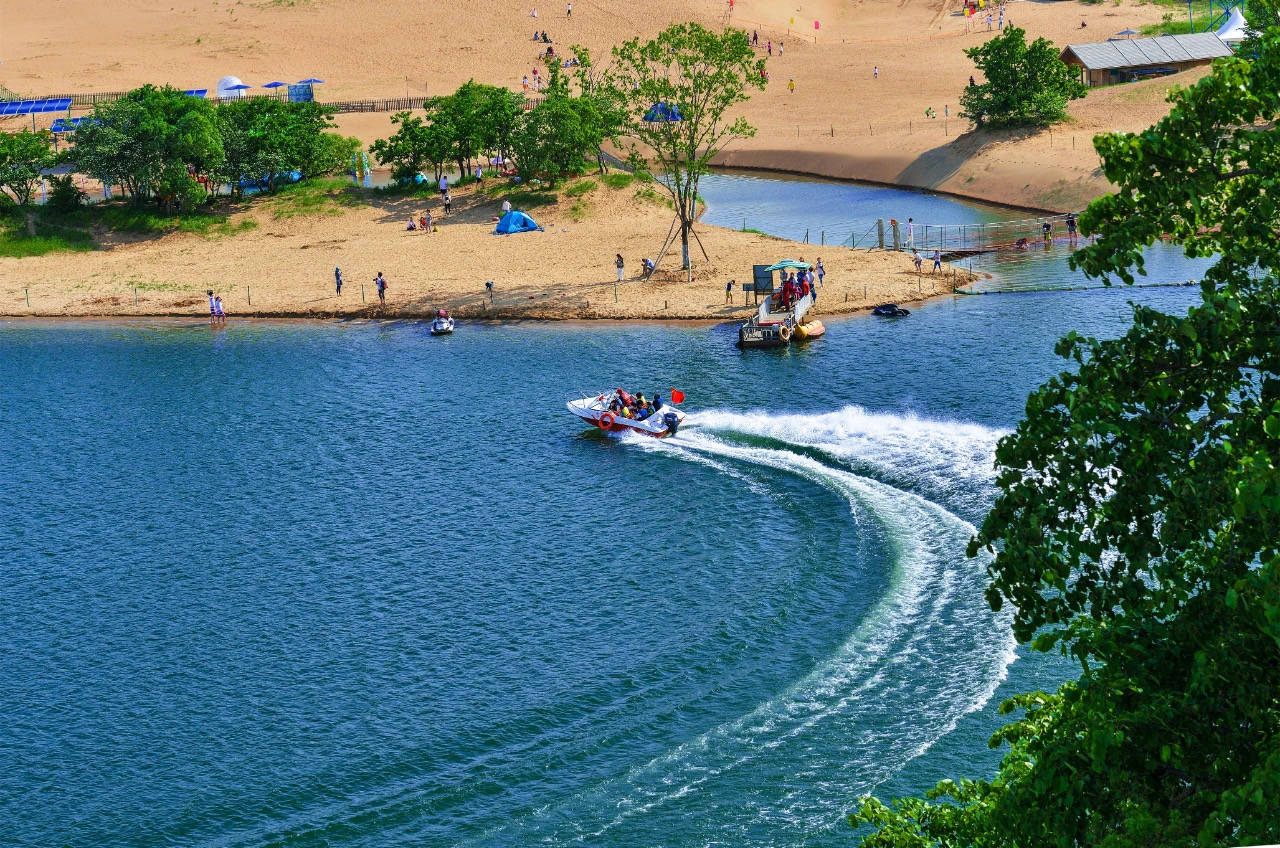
[1060,32,1234,87]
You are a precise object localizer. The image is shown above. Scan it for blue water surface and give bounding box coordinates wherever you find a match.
[0,174,1213,847]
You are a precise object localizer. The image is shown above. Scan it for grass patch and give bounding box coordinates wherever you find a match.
[633,184,672,209]
[741,227,767,235]
[601,172,635,190]
[500,189,559,209]
[95,205,256,236]
[569,200,590,222]
[565,179,597,197]
[268,177,367,218]
[0,208,95,257]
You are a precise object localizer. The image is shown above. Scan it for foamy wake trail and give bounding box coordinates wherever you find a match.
[482,409,1017,845]
[689,405,1006,522]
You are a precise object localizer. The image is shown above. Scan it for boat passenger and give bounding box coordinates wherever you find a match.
[653,395,663,411]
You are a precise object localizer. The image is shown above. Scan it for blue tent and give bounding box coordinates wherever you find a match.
[643,102,683,122]
[494,210,541,234]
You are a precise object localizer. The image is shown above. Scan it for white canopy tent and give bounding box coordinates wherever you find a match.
[1215,6,1248,44]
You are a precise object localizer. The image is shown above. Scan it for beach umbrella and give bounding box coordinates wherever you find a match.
[1115,28,1139,37]
[262,81,288,88]
[297,77,325,85]
[225,83,252,91]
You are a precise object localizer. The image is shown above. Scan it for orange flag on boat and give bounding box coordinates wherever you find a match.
[670,388,686,404]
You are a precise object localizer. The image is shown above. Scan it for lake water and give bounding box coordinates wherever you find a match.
[0,175,1211,847]
[699,170,1214,291]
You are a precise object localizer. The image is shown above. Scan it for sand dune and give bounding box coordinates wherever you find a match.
[2,0,1192,211]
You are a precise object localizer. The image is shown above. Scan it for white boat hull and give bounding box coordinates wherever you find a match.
[567,394,687,437]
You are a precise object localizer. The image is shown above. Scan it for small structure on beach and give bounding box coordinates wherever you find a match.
[1060,33,1233,86]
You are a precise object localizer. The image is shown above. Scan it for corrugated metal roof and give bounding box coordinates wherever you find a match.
[1061,32,1232,71]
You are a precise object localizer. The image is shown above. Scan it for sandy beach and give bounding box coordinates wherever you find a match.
[0,0,1198,318]
[0,176,965,319]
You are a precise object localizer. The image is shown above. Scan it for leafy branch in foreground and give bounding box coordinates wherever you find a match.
[854,30,1280,848]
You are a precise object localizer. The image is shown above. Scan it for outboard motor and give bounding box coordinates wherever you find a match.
[663,412,680,436]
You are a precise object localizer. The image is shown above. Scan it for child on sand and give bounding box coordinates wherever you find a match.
[615,253,625,282]
[335,267,342,295]
[214,296,226,322]
[375,272,387,305]
[912,250,923,273]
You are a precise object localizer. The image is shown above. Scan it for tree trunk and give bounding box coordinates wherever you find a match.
[680,226,691,270]
[26,211,36,237]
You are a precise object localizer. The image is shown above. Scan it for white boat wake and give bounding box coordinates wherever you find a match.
[478,405,1017,845]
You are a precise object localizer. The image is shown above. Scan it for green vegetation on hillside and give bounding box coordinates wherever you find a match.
[961,27,1086,128]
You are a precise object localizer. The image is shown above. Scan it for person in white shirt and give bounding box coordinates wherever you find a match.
[438,175,448,195]
[502,199,512,214]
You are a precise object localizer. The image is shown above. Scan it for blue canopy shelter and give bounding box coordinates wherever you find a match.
[643,102,683,122]
[494,210,542,234]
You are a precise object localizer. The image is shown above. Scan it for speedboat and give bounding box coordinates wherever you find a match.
[872,303,910,317]
[430,309,455,335]
[567,390,687,437]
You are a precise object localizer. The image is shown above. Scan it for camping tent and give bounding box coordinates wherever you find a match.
[643,102,683,122]
[494,210,541,234]
[1216,6,1248,44]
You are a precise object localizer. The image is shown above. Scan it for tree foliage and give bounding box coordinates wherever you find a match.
[854,32,1280,848]
[509,60,604,186]
[604,22,764,270]
[960,27,1086,128]
[72,85,223,206]
[216,98,339,194]
[0,128,55,206]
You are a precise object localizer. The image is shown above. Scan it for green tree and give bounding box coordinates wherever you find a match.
[960,27,1085,128]
[604,23,765,272]
[71,85,222,206]
[853,34,1280,848]
[569,45,626,174]
[0,128,55,206]
[216,98,337,194]
[370,110,451,182]
[510,62,590,186]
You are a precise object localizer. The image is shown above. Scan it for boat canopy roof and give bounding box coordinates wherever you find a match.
[763,259,813,272]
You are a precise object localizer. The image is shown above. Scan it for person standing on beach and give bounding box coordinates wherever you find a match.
[566,1,571,15]
[931,248,942,274]
[873,65,879,79]
[1066,212,1078,241]
[214,296,226,323]
[424,209,433,232]
[615,253,625,282]
[439,175,448,196]
[767,40,772,56]
[443,190,452,215]
[725,279,733,303]
[375,272,387,305]
[502,199,512,214]
[816,258,825,286]
[335,267,343,295]
[906,217,914,248]
[788,78,795,94]
[913,250,923,273]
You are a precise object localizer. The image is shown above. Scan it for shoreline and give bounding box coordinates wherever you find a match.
[0,173,974,323]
